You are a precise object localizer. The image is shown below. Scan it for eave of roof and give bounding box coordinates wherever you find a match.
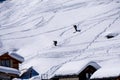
[54,60,100,76]
[0,66,20,75]
[9,53,24,63]
[91,60,120,79]
[0,50,24,63]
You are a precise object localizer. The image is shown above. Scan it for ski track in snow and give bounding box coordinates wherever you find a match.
[41,3,120,78]
[1,8,120,40]
[0,0,120,79]
[0,0,118,38]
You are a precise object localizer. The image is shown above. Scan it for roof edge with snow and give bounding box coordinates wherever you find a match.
[9,52,24,63]
[0,66,20,75]
[54,60,101,77]
[75,61,101,76]
[90,64,120,79]
[0,51,24,63]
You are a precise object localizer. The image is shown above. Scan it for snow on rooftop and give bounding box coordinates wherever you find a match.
[91,59,120,79]
[0,49,24,62]
[54,60,100,76]
[0,66,20,75]
[0,48,11,55]
[9,52,24,62]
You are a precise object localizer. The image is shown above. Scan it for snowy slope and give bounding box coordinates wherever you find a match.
[0,0,120,79]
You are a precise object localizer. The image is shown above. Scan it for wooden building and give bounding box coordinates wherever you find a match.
[50,60,100,80]
[20,67,39,79]
[0,51,24,80]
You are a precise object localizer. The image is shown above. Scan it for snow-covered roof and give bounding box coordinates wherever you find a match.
[0,49,24,63]
[91,63,120,79]
[54,60,100,76]
[0,49,8,56]
[0,66,20,75]
[9,52,24,63]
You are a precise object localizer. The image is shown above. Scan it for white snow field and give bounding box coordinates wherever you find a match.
[0,0,120,79]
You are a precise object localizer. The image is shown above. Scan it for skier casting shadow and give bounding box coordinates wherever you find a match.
[73,25,81,33]
[53,41,57,46]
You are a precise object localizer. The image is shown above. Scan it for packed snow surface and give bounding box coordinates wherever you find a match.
[0,0,120,79]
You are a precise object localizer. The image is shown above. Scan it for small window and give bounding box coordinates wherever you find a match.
[86,73,92,80]
[0,59,11,67]
[86,73,89,79]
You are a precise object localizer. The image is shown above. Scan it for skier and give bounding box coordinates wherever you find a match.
[73,25,81,32]
[53,41,57,46]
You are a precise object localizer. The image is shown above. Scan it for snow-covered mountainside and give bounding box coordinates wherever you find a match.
[0,0,120,79]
